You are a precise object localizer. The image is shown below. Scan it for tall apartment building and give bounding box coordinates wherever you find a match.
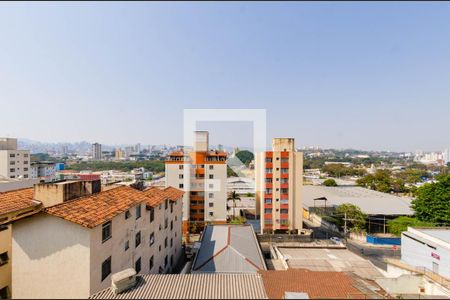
[92,143,102,160]
[11,181,183,299]
[255,138,303,234]
[0,138,31,180]
[166,131,227,234]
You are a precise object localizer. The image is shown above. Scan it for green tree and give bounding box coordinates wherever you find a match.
[387,216,435,236]
[335,203,366,233]
[227,191,241,219]
[411,174,450,224]
[323,179,338,187]
[235,150,254,166]
[356,169,392,193]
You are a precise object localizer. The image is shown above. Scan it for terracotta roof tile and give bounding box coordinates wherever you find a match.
[44,185,184,228]
[44,186,150,228]
[0,188,41,216]
[259,269,365,299]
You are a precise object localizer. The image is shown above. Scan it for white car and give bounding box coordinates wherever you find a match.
[330,237,342,245]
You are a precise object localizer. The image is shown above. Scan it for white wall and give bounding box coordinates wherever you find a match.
[12,214,91,299]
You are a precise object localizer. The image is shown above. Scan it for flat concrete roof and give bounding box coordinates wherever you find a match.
[303,185,414,215]
[278,247,383,280]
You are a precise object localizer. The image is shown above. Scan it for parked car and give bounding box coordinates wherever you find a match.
[330,237,342,245]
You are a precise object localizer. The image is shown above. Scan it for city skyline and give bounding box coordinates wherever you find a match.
[1,3,450,151]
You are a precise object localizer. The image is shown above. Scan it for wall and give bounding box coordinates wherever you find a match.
[0,225,11,297]
[367,235,401,246]
[12,214,91,299]
[204,163,227,222]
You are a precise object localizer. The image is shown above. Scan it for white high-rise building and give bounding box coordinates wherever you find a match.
[165,131,228,235]
[0,138,31,180]
[91,143,102,160]
[444,148,450,165]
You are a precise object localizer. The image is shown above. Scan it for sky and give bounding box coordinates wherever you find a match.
[0,2,449,152]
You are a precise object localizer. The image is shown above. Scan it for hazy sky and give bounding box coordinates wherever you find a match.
[1,2,449,152]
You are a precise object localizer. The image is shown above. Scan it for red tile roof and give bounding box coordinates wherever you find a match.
[0,188,41,216]
[259,269,365,299]
[44,185,184,228]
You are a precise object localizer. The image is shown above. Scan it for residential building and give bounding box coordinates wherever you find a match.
[0,188,42,299]
[92,143,102,160]
[0,177,38,193]
[11,181,183,299]
[30,161,57,179]
[191,224,267,273]
[166,131,227,234]
[255,138,303,234]
[114,148,125,160]
[444,148,450,165]
[0,138,31,180]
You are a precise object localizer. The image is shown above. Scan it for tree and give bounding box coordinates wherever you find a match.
[323,179,338,187]
[335,203,366,233]
[411,174,450,224]
[235,150,254,166]
[387,216,435,236]
[227,191,241,219]
[356,169,392,193]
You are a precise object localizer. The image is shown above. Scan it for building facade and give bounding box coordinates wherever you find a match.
[11,181,183,299]
[166,131,227,234]
[92,143,102,160]
[401,227,450,279]
[0,138,31,180]
[256,138,303,234]
[30,161,57,179]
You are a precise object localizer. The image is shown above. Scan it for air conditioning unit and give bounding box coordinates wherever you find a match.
[111,268,137,295]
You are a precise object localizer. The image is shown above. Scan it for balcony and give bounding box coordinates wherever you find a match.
[280,183,289,189]
[280,152,289,158]
[265,183,273,189]
[265,163,273,168]
[281,162,289,168]
[265,173,273,178]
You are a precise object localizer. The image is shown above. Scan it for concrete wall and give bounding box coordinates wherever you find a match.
[204,163,227,222]
[0,150,30,179]
[402,230,450,279]
[12,214,91,299]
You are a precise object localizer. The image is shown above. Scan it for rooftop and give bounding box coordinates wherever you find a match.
[44,185,183,228]
[0,188,41,216]
[303,185,414,215]
[192,224,267,273]
[89,273,268,299]
[415,227,450,244]
[259,269,365,299]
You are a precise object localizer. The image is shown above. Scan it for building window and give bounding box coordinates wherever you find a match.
[149,256,154,270]
[164,255,168,268]
[209,212,214,217]
[135,257,141,273]
[170,202,174,213]
[9,154,15,158]
[159,203,162,210]
[9,168,14,173]
[209,174,214,179]
[149,232,155,246]
[9,161,14,165]
[24,161,28,165]
[265,168,272,173]
[175,216,178,222]
[281,168,289,174]
[164,218,168,229]
[209,165,214,170]
[125,240,129,251]
[135,231,141,247]
[165,199,168,210]
[209,202,214,207]
[24,154,28,158]
[159,245,162,252]
[125,210,131,219]
[136,204,141,219]
[0,252,9,266]
[158,267,163,274]
[23,174,28,178]
[24,167,28,171]
[102,221,112,243]
[170,220,174,230]
[179,184,184,189]
[179,165,183,170]
[179,174,183,179]
[0,286,8,299]
[164,237,168,248]
[170,238,173,248]
[101,257,111,281]
[281,209,289,214]
[209,193,214,198]
[209,184,214,189]
[264,199,272,204]
[281,188,289,194]
[150,207,155,223]
[264,209,272,214]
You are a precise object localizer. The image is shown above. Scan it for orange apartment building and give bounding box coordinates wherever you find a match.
[165,131,228,234]
[256,138,303,234]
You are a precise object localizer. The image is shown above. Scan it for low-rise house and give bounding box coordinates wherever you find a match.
[11,180,183,299]
[0,188,41,299]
